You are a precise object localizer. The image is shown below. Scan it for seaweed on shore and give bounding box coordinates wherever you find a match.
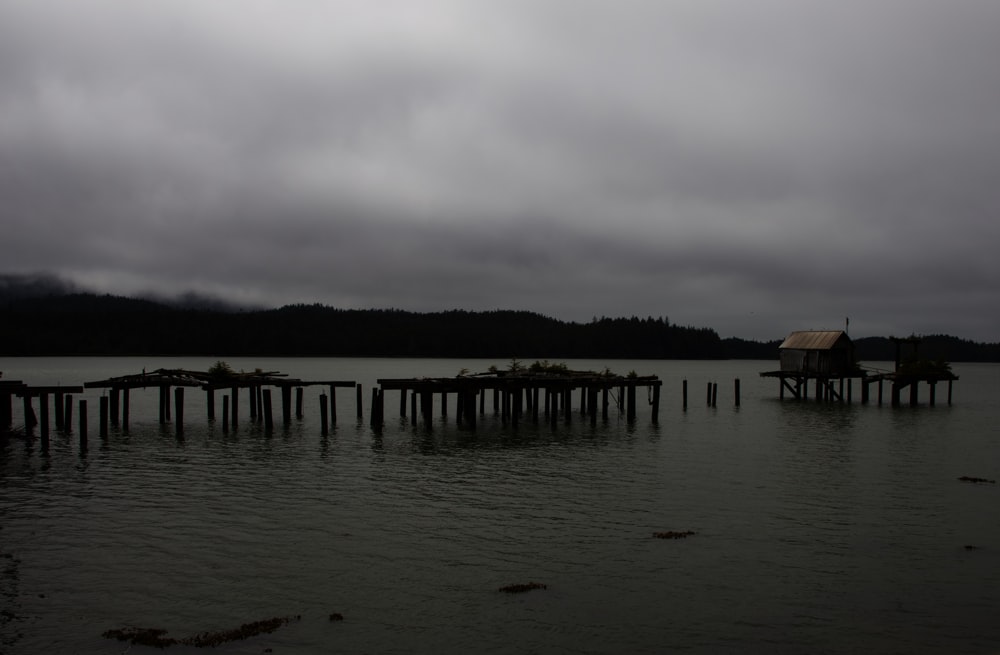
[102,615,300,649]
[653,530,696,539]
[498,582,547,594]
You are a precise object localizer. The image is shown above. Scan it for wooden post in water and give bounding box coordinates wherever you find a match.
[909,381,919,407]
[175,387,184,437]
[928,381,937,406]
[651,383,661,423]
[207,388,215,420]
[878,379,884,405]
[356,384,363,420]
[422,390,433,428]
[222,395,230,432]
[399,387,407,417]
[64,394,73,433]
[441,391,448,417]
[947,380,953,406]
[587,386,597,426]
[329,385,338,424]
[280,385,292,426]
[262,389,274,431]
[296,387,304,419]
[23,395,36,429]
[158,385,166,423]
[121,388,129,431]
[79,399,88,452]
[54,391,64,430]
[734,378,741,407]
[706,382,712,406]
[320,393,329,436]
[626,383,636,421]
[602,386,609,420]
[40,392,50,452]
[99,396,109,438]
[479,389,485,415]
[249,384,258,419]
[231,385,239,429]
[410,391,417,427]
[847,379,853,403]
[370,388,384,430]
[109,388,119,427]
[683,379,688,410]
[712,383,718,408]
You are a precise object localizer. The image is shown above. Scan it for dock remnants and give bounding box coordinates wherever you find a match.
[372,367,663,430]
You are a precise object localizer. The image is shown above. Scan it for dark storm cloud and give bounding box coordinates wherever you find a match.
[1,0,998,341]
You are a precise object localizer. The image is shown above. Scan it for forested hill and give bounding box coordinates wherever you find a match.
[1,294,723,357]
[1,293,997,361]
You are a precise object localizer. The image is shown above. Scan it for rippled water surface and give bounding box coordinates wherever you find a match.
[2,357,999,654]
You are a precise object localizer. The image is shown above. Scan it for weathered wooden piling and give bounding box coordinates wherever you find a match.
[78,399,87,451]
[281,385,292,425]
[262,389,274,431]
[54,391,64,430]
[356,384,363,420]
[222,395,230,432]
[121,388,130,431]
[109,388,119,427]
[296,387,304,419]
[370,388,384,430]
[99,396,109,438]
[23,394,36,428]
[158,385,168,424]
[734,378,741,407]
[175,387,184,436]
[64,394,73,433]
[712,383,718,407]
[230,385,239,428]
[40,392,50,452]
[320,393,329,436]
[328,385,338,423]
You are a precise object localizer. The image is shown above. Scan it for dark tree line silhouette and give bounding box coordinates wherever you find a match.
[1,292,997,361]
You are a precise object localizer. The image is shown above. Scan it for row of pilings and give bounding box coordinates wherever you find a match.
[7,370,746,451]
[369,374,667,430]
[3,373,763,449]
[758,370,958,406]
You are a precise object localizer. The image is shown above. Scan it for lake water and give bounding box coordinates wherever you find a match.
[2,357,999,654]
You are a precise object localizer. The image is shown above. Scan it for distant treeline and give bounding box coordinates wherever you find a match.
[1,292,998,362]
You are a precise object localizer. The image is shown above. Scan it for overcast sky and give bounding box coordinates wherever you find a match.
[2,0,998,341]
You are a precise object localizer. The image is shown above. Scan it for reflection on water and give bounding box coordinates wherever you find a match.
[1,359,999,654]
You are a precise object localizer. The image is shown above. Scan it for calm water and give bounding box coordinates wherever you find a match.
[2,357,999,654]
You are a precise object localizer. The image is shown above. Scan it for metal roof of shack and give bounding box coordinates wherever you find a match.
[778,330,850,351]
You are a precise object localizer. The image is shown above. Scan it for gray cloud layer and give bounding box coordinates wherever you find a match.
[2,0,998,340]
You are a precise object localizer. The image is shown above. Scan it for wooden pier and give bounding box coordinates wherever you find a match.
[82,369,357,432]
[371,370,663,429]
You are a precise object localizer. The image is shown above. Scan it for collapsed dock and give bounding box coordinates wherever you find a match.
[372,368,663,429]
